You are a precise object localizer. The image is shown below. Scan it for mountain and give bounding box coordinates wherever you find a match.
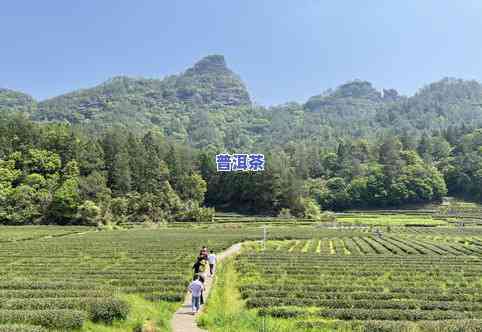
[381,78,482,131]
[302,80,399,135]
[0,88,36,113]
[300,78,482,141]
[1,54,482,151]
[33,54,251,129]
[174,55,251,106]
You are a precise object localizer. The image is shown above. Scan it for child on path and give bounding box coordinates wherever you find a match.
[188,275,204,314]
[208,250,217,276]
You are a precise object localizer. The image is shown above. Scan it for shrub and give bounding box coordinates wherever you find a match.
[0,325,46,332]
[89,298,129,324]
[176,202,215,223]
[110,197,129,223]
[35,310,85,329]
[302,198,322,220]
[297,319,482,332]
[144,293,183,302]
[296,320,354,330]
[320,211,337,222]
[418,319,482,332]
[277,208,293,219]
[258,307,307,318]
[360,320,416,332]
[0,310,85,329]
[317,308,466,321]
[76,200,101,226]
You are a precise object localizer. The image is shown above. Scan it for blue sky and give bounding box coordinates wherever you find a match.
[2,1,482,105]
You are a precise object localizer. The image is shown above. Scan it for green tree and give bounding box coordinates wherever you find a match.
[48,161,81,224]
[111,152,132,195]
[79,171,111,203]
[5,185,40,224]
[77,200,101,225]
[24,149,61,175]
[177,173,207,203]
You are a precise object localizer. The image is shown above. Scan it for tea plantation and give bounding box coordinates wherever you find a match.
[3,218,482,331]
[234,227,482,332]
[0,224,320,331]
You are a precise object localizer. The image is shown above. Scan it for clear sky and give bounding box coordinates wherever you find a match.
[2,1,482,105]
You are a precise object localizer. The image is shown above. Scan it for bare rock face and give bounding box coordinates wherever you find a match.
[189,54,229,75]
[176,55,251,106]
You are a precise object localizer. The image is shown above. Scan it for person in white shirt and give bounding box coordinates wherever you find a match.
[207,250,217,276]
[188,275,204,314]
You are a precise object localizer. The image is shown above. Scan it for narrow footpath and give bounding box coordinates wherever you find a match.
[171,243,242,332]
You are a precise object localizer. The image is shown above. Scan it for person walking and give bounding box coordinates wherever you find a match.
[198,256,209,304]
[192,256,205,282]
[208,250,217,276]
[192,255,209,304]
[200,246,208,259]
[188,275,204,314]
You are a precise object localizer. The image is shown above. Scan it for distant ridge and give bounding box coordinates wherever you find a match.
[1,56,482,150]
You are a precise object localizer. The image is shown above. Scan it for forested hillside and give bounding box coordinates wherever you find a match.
[32,55,251,133]
[1,55,482,225]
[0,88,37,113]
[3,56,482,151]
[1,111,481,225]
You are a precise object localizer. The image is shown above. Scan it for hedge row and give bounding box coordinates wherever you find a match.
[258,307,307,318]
[316,308,469,321]
[241,287,480,299]
[0,297,118,311]
[144,293,184,302]
[247,297,482,311]
[0,281,104,290]
[297,319,482,332]
[258,307,476,321]
[0,289,111,299]
[0,325,46,332]
[0,310,85,329]
[243,291,481,303]
[0,298,128,327]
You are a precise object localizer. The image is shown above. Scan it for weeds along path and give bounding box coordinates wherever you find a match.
[171,242,243,332]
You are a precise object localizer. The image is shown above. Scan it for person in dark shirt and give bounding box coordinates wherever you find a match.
[192,256,208,304]
[192,257,204,282]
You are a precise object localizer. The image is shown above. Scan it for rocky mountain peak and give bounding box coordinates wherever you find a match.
[190,55,228,75]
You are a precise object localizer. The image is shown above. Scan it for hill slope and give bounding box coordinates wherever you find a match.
[33,55,251,129]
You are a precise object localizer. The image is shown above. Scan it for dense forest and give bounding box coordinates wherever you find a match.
[1,55,481,225]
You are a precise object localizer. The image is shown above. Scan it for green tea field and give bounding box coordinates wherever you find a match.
[217,227,482,332]
[0,224,320,331]
[2,216,482,332]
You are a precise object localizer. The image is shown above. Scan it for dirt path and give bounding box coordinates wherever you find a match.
[171,242,243,332]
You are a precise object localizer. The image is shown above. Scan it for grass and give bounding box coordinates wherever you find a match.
[80,294,177,332]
